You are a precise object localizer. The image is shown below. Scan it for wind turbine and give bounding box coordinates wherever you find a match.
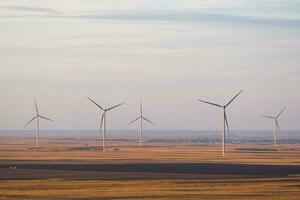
[262,107,286,146]
[198,90,243,157]
[129,101,154,146]
[87,97,124,151]
[24,99,53,148]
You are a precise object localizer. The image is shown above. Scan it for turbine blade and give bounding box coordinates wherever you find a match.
[100,113,104,131]
[225,89,244,107]
[24,116,37,127]
[224,112,230,135]
[276,120,280,133]
[128,117,140,125]
[87,97,104,111]
[198,99,222,108]
[142,116,154,124]
[39,115,53,121]
[107,102,124,111]
[276,107,286,118]
[34,98,39,114]
[262,115,275,119]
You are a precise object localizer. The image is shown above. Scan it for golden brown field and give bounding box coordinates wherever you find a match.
[1,177,300,200]
[0,137,299,199]
[1,137,300,165]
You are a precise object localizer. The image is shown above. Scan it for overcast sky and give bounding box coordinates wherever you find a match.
[0,0,299,131]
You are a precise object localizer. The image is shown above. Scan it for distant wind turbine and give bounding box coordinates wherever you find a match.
[24,99,53,148]
[87,97,124,151]
[129,101,154,146]
[198,90,243,157]
[262,107,286,146]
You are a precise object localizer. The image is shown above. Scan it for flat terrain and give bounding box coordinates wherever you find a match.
[1,138,300,165]
[0,137,300,199]
[1,177,300,200]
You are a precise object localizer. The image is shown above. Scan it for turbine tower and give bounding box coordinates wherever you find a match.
[198,90,243,157]
[87,97,124,152]
[129,101,154,146]
[263,107,286,146]
[24,99,53,148]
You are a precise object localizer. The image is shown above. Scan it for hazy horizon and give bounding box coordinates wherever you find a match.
[1,129,300,140]
[1,1,300,130]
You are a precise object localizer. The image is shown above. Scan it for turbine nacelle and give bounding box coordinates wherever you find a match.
[25,99,53,127]
[262,107,286,120]
[129,101,154,125]
[87,96,124,113]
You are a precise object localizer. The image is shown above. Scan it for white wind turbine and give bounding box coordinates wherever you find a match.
[262,107,286,146]
[87,97,124,151]
[129,101,154,146]
[24,99,53,148]
[198,90,243,157]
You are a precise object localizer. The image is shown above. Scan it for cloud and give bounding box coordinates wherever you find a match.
[0,3,300,27]
[0,5,59,14]
[78,11,300,27]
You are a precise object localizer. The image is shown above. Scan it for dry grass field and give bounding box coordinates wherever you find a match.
[1,137,300,165]
[0,137,299,199]
[1,177,300,200]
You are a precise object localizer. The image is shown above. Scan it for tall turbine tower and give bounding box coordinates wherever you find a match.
[129,101,154,146]
[263,107,286,146]
[24,99,53,147]
[87,97,124,151]
[198,90,243,157]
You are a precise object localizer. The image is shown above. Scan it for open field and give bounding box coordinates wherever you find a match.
[0,137,300,199]
[1,137,300,165]
[1,177,300,200]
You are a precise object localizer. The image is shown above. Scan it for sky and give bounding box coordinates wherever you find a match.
[0,0,300,131]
